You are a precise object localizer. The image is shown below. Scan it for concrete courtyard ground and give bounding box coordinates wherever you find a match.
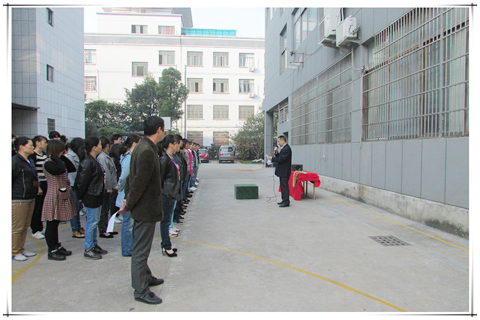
[10,161,470,314]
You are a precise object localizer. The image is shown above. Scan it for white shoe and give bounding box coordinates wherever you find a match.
[189,187,197,191]
[171,227,180,233]
[169,230,178,237]
[23,251,36,257]
[12,254,27,261]
[32,231,45,239]
[80,208,86,216]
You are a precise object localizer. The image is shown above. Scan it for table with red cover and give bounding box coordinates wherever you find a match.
[279,171,321,201]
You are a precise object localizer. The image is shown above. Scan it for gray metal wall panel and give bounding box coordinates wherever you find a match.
[351,110,362,143]
[372,141,386,189]
[373,9,389,35]
[334,144,343,179]
[360,9,375,41]
[342,143,352,181]
[445,137,469,208]
[402,140,422,197]
[351,142,361,183]
[360,142,372,186]
[421,139,446,203]
[326,144,335,177]
[385,140,403,193]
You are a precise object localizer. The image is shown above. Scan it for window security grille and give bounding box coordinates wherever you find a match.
[291,54,353,145]
[362,8,469,140]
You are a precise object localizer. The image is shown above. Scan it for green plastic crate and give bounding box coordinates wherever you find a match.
[234,184,258,200]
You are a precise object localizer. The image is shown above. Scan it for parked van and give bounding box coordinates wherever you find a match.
[218,145,235,163]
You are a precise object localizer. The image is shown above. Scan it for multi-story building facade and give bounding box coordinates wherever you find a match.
[84,7,265,147]
[264,8,469,237]
[12,7,85,138]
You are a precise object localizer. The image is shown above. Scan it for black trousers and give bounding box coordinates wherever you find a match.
[30,182,47,233]
[45,220,60,251]
[98,191,111,234]
[279,176,290,204]
[131,220,156,298]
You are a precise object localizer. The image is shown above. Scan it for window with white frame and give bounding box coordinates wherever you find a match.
[131,25,148,34]
[239,79,254,93]
[362,8,469,140]
[84,77,97,91]
[159,51,175,65]
[187,105,203,119]
[132,62,148,76]
[213,105,229,120]
[84,49,96,64]
[239,53,255,68]
[213,52,229,67]
[239,105,255,120]
[187,51,203,66]
[187,131,203,145]
[280,26,287,74]
[47,65,54,82]
[158,26,175,35]
[213,79,229,93]
[187,78,203,93]
[213,131,229,145]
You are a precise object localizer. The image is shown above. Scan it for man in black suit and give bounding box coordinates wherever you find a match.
[269,135,292,207]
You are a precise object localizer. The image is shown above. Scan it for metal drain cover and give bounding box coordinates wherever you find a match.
[369,236,410,246]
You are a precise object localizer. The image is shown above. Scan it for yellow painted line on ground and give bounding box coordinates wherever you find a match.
[318,191,469,252]
[12,237,45,284]
[174,238,407,312]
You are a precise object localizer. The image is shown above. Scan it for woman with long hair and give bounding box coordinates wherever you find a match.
[115,134,141,256]
[41,140,77,260]
[74,137,108,260]
[67,137,86,238]
[159,135,182,257]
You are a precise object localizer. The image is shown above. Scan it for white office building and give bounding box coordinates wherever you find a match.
[12,7,85,138]
[84,7,265,146]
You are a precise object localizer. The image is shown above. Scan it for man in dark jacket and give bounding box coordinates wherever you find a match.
[269,135,292,207]
[125,116,165,305]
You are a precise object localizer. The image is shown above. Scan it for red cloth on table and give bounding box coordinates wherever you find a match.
[279,171,321,201]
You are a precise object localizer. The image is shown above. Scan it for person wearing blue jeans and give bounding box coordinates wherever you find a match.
[67,138,86,238]
[115,134,141,257]
[74,137,108,259]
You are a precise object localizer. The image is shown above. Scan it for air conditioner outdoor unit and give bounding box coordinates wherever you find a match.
[336,15,358,47]
[323,14,336,39]
[248,93,255,98]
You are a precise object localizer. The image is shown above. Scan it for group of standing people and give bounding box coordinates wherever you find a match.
[12,117,202,305]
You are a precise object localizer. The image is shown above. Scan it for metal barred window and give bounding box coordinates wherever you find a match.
[291,54,352,145]
[187,131,203,145]
[187,105,203,119]
[362,8,469,141]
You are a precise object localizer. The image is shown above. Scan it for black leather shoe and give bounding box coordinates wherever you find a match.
[149,277,164,286]
[277,202,284,205]
[92,244,108,254]
[279,203,290,207]
[135,292,162,305]
[100,233,114,238]
[173,219,183,224]
[56,245,72,256]
[186,194,192,198]
[48,249,66,261]
[110,231,118,235]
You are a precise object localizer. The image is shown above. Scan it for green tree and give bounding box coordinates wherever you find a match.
[124,69,188,132]
[85,100,127,137]
[232,112,265,160]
